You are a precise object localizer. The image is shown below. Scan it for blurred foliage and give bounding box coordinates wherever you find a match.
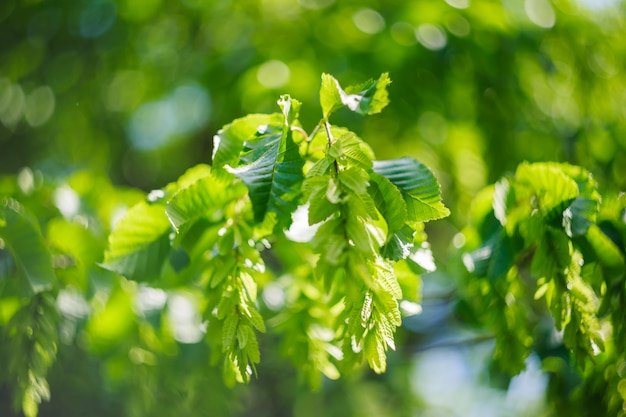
[1,0,626,416]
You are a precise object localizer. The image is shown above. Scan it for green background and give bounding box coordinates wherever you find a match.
[1,0,624,415]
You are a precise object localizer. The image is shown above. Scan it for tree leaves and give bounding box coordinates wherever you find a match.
[461,161,611,375]
[95,72,450,386]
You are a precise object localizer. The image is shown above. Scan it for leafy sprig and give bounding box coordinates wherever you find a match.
[101,73,449,385]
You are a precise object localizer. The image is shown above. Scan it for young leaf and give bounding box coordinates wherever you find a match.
[373,157,450,223]
[166,172,246,231]
[101,200,172,281]
[319,73,392,118]
[212,113,283,168]
[369,172,407,235]
[344,72,391,115]
[320,73,344,119]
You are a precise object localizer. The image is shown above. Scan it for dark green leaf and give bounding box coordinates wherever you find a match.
[229,98,304,228]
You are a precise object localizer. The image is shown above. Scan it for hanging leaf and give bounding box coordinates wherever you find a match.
[373,157,450,223]
[0,199,55,294]
[228,96,304,228]
[101,200,172,281]
[369,172,407,235]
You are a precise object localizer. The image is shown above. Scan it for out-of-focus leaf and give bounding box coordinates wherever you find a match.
[0,199,55,293]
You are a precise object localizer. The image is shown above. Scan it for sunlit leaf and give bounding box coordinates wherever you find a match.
[166,172,246,231]
[212,113,283,169]
[228,98,304,228]
[369,172,407,235]
[373,157,449,223]
[101,200,171,281]
[320,73,343,119]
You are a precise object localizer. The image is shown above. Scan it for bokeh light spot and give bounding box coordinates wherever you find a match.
[54,185,81,218]
[25,86,55,127]
[445,0,470,9]
[419,111,448,144]
[257,60,291,89]
[416,24,447,51]
[525,0,555,28]
[298,0,334,10]
[352,8,385,35]
[118,0,162,22]
[445,14,471,37]
[80,0,117,38]
[127,84,210,150]
[106,70,146,112]
[0,82,25,127]
[391,22,417,46]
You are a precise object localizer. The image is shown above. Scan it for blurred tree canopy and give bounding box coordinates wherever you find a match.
[1,0,626,416]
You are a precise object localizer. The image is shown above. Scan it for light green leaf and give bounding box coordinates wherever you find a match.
[308,186,336,225]
[369,172,407,235]
[101,200,171,281]
[341,132,374,170]
[212,113,283,169]
[338,166,369,195]
[166,173,246,231]
[246,305,266,333]
[320,73,343,119]
[373,157,450,223]
[0,199,55,293]
[320,73,391,118]
[222,312,238,350]
[344,72,391,115]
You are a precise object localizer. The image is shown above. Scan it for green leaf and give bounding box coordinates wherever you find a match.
[212,113,283,169]
[101,200,172,281]
[341,132,374,170]
[228,97,304,228]
[344,72,391,115]
[222,312,238,350]
[166,172,246,231]
[369,172,407,235]
[381,225,414,261]
[0,199,55,293]
[320,73,391,118]
[373,157,450,223]
[320,73,344,119]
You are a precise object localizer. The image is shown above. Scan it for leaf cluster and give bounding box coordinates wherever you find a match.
[460,162,626,413]
[99,73,449,387]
